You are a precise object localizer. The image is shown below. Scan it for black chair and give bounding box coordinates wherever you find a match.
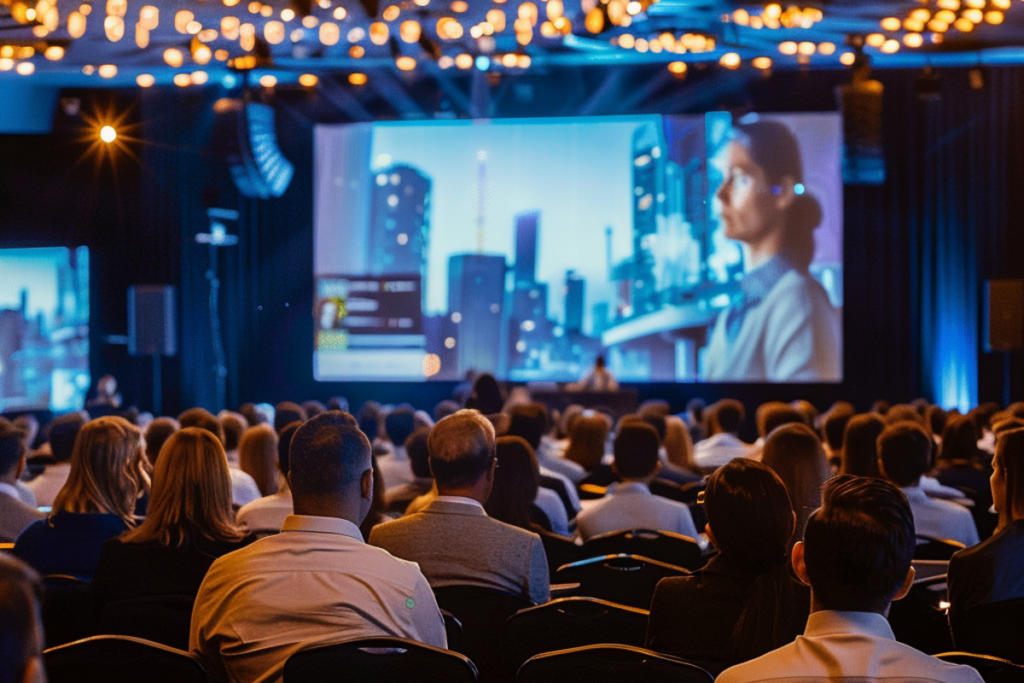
[584,529,704,571]
[888,574,951,655]
[96,594,195,651]
[952,598,1024,664]
[915,535,966,560]
[44,635,208,683]
[503,598,648,674]
[577,483,607,501]
[441,609,464,654]
[42,574,95,647]
[517,644,713,683]
[433,585,534,683]
[553,554,688,609]
[938,653,1024,683]
[538,529,584,580]
[648,479,687,503]
[284,637,477,683]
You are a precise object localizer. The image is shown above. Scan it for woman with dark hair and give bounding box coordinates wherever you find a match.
[702,119,840,382]
[937,415,993,503]
[840,413,886,478]
[485,436,549,532]
[564,412,611,472]
[238,424,280,498]
[646,459,808,674]
[464,373,504,416]
[760,423,830,547]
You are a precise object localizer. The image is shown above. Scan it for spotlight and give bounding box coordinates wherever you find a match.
[100,125,117,143]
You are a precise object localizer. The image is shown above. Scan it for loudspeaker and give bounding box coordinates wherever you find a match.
[985,279,1024,352]
[128,285,178,357]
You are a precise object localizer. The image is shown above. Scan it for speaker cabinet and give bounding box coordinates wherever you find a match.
[128,285,178,357]
[985,279,1024,352]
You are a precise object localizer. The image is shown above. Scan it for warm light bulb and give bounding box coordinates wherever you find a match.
[348,72,367,85]
[136,73,155,87]
[100,125,116,142]
[299,73,318,86]
[259,74,277,87]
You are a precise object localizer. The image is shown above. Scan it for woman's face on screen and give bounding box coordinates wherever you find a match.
[716,140,786,249]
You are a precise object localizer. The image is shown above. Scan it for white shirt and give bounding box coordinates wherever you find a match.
[717,610,983,683]
[230,468,262,507]
[693,433,752,470]
[26,462,71,507]
[236,490,293,533]
[377,446,415,491]
[575,482,698,542]
[903,485,980,547]
[191,514,446,683]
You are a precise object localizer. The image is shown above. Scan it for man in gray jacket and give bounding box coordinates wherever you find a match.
[370,409,550,604]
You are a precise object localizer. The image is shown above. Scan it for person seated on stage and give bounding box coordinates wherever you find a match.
[693,399,753,471]
[576,422,698,542]
[239,424,281,499]
[879,422,980,547]
[0,554,45,683]
[370,410,550,604]
[716,476,983,683]
[578,355,619,392]
[178,407,262,507]
[947,427,1024,629]
[191,411,446,683]
[92,428,252,641]
[85,374,123,417]
[26,411,86,508]
[377,406,417,491]
[15,416,145,580]
[841,413,886,478]
[237,421,301,534]
[647,459,808,675]
[0,420,43,543]
[384,427,434,514]
[760,423,831,549]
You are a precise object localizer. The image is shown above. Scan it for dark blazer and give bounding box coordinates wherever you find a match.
[948,518,1024,627]
[646,553,810,676]
[13,512,129,580]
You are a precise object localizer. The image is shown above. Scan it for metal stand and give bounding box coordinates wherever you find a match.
[197,208,239,412]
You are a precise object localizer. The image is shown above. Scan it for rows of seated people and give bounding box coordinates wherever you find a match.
[3,382,1024,683]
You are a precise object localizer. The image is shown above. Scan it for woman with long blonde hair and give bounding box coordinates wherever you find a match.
[14,416,143,580]
[239,423,280,497]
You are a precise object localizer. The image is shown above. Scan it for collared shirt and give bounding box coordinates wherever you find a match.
[575,481,698,542]
[26,462,71,507]
[235,489,293,533]
[903,485,980,547]
[725,255,794,343]
[717,611,983,683]
[14,480,36,507]
[190,514,446,683]
[433,494,485,510]
[0,481,22,501]
[693,433,753,470]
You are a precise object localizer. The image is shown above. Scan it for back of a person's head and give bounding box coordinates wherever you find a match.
[274,402,307,433]
[433,399,460,422]
[970,402,1002,433]
[710,399,745,435]
[12,415,38,449]
[926,405,948,439]
[485,436,541,530]
[994,416,1024,436]
[638,400,672,419]
[705,459,794,566]
[613,422,660,480]
[219,413,246,453]
[878,421,932,489]
[0,554,44,683]
[465,373,504,415]
[178,408,224,445]
[822,404,856,451]
[938,415,980,464]
[302,400,327,419]
[761,423,829,538]
[841,413,886,478]
[686,398,706,420]
[885,404,926,428]
[384,406,417,447]
[55,415,141,522]
[288,411,366,501]
[48,412,86,462]
[871,399,891,416]
[557,404,586,439]
[756,401,805,439]
[803,475,915,613]
[0,420,25,477]
[506,403,548,451]
[789,399,818,427]
[239,424,280,497]
[663,415,695,471]
[238,403,267,427]
[565,412,611,471]
[996,428,1024,522]
[144,417,179,465]
[357,402,381,443]
[326,396,349,413]
[405,427,432,479]
[123,427,242,547]
[640,413,667,445]
[276,420,302,477]
[428,410,496,490]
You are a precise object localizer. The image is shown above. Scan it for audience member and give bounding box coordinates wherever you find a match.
[236,421,300,534]
[647,459,808,675]
[718,475,983,683]
[821,402,855,466]
[464,373,504,415]
[693,399,751,470]
[790,400,818,427]
[239,424,280,498]
[683,397,707,444]
[273,402,307,433]
[359,453,391,540]
[326,396,349,413]
[144,417,179,466]
[576,423,698,541]
[485,436,546,531]
[191,411,446,683]
[878,422,979,547]
[840,413,885,478]
[178,408,261,506]
[92,428,251,629]
[384,427,434,513]
[927,405,949,445]
[378,406,417,490]
[563,411,611,472]
[936,415,993,503]
[433,399,461,422]
[760,423,830,546]
[218,412,246,467]
[0,420,43,543]
[370,410,549,604]
[26,411,86,507]
[663,415,698,476]
[238,403,267,427]
[301,400,327,418]
[509,403,586,484]
[753,402,805,454]
[0,554,45,683]
[15,416,142,580]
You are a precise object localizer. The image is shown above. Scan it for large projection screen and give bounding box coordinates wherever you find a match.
[314,113,842,383]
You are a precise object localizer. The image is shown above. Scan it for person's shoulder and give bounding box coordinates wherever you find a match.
[715,644,796,683]
[886,642,986,683]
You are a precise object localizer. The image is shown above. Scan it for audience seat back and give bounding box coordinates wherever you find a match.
[583,529,704,571]
[537,530,584,580]
[97,594,195,651]
[44,635,208,683]
[937,652,1024,683]
[42,574,95,648]
[888,573,953,655]
[553,554,688,609]
[914,535,966,561]
[516,644,713,683]
[952,598,1024,665]
[283,636,477,683]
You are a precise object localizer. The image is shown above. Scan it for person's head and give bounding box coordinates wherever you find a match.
[239,424,280,497]
[485,436,541,531]
[465,373,504,415]
[428,410,497,496]
[274,402,307,433]
[709,399,745,435]
[0,554,44,683]
[326,396,349,413]
[716,119,822,271]
[0,420,26,481]
[302,400,327,419]
[872,399,891,416]
[384,407,416,448]
[405,427,433,480]
[797,475,916,614]
[143,417,179,466]
[877,421,932,489]
[841,413,886,478]
[122,427,244,547]
[938,415,981,465]
[177,408,224,446]
[686,398,706,422]
[613,422,661,481]
[356,402,381,443]
[594,355,606,370]
[991,428,1024,528]
[287,411,371,523]
[564,412,611,472]
[48,412,86,463]
[506,403,549,451]
[219,413,247,453]
[885,404,926,428]
[238,403,267,427]
[822,404,856,452]
[663,415,695,471]
[276,420,302,477]
[12,415,38,451]
[434,400,460,422]
[761,423,830,543]
[53,415,142,524]
[704,459,794,567]
[926,405,948,439]
[755,401,805,439]
[993,416,1024,436]
[557,404,586,440]
[640,413,667,445]
[97,374,118,398]
[790,400,818,427]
